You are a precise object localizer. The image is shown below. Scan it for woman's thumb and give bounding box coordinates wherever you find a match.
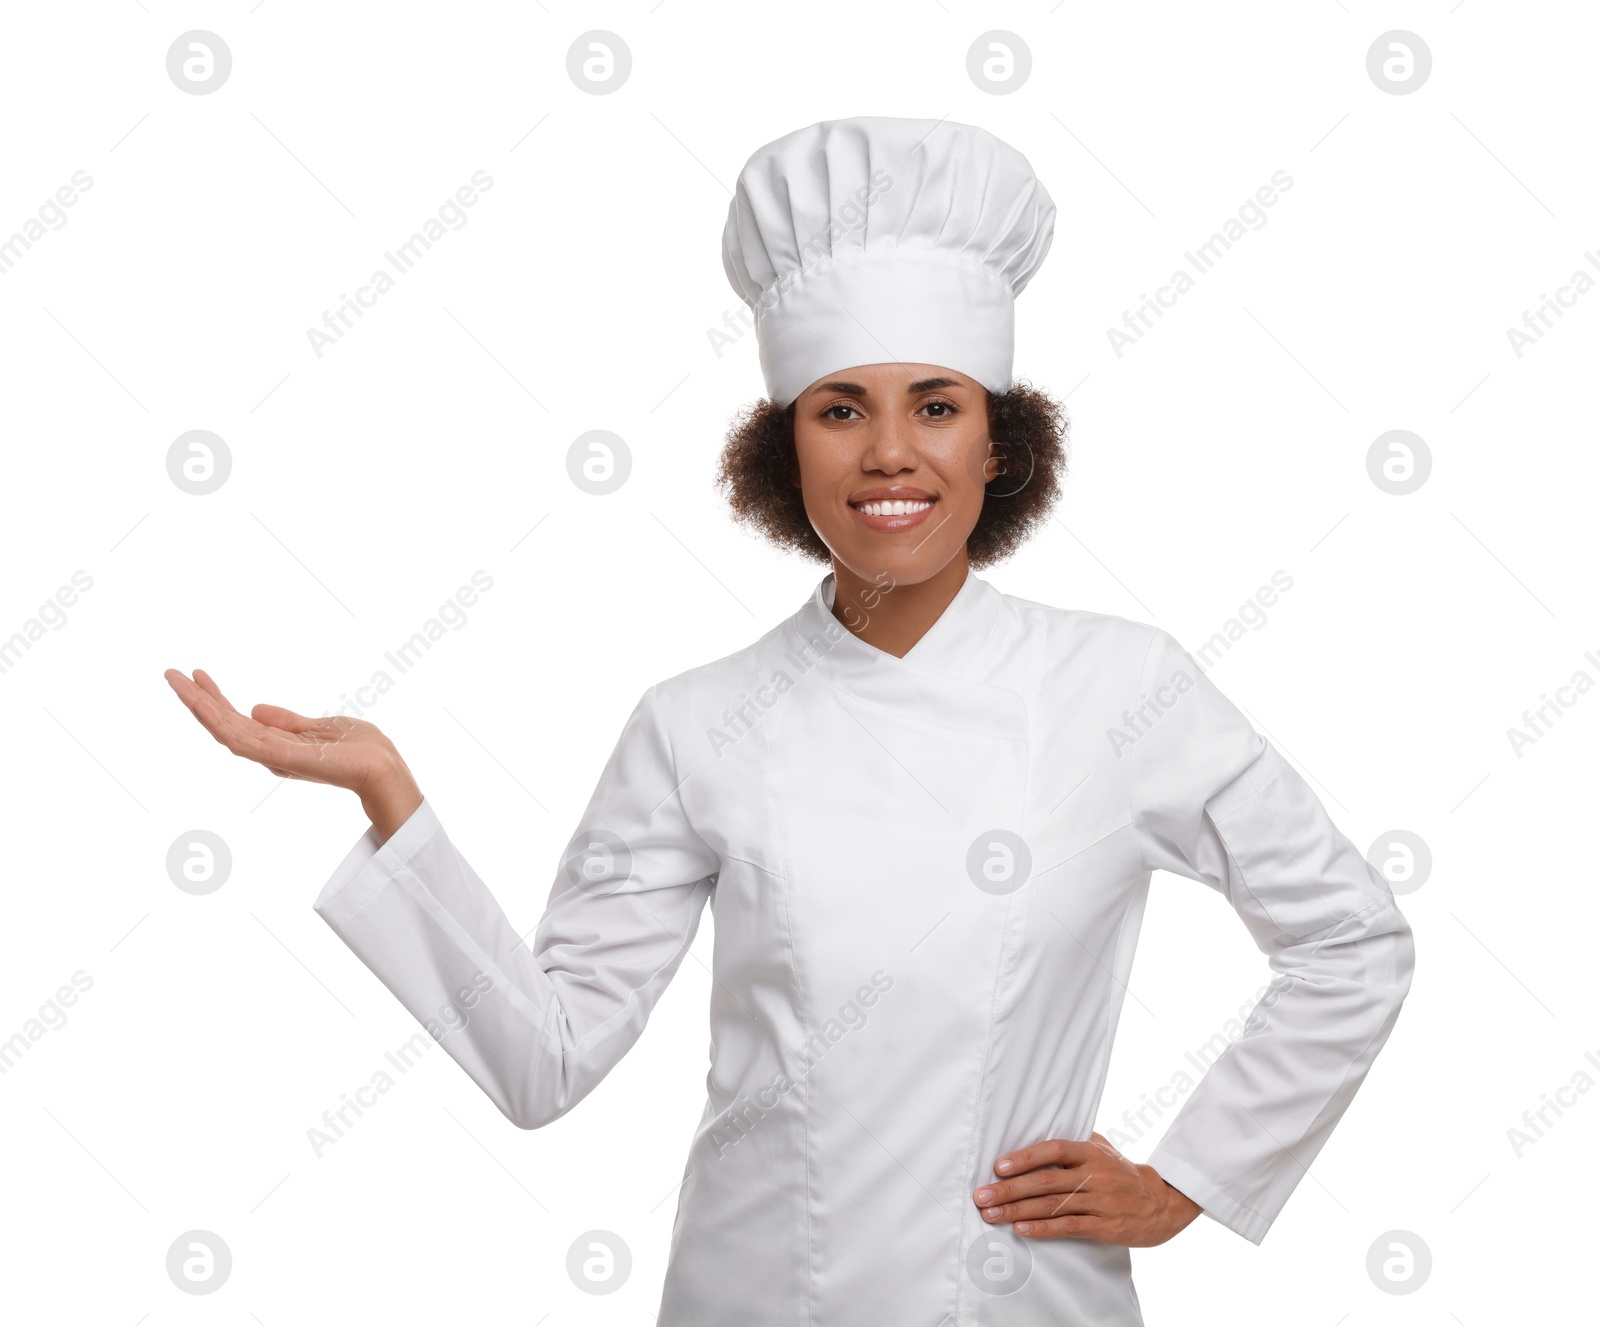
[252,703,317,733]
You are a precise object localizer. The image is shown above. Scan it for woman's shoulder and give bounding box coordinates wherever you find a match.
[993,584,1168,669]
[629,614,799,741]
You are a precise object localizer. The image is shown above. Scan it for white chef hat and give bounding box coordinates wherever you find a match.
[721,116,1056,408]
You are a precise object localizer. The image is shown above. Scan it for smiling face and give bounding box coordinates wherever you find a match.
[790,363,999,588]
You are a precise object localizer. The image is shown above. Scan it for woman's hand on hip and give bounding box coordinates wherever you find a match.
[972,1132,1202,1247]
[164,667,423,840]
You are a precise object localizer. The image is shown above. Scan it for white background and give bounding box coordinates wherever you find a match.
[1,2,1593,1323]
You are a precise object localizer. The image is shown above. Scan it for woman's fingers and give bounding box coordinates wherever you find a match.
[993,1137,1098,1177]
[165,671,233,739]
[197,697,273,757]
[978,1191,1098,1223]
[974,1176,1124,1241]
[1012,1214,1118,1241]
[251,703,319,733]
[170,673,318,741]
[166,668,385,792]
[190,667,244,716]
[167,671,311,772]
[974,1165,1092,1210]
[163,668,204,717]
[166,669,245,734]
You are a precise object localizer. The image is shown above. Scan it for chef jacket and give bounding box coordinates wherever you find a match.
[314,567,1416,1325]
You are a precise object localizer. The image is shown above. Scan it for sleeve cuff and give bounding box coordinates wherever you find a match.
[313,796,445,927]
[1145,1144,1273,1246]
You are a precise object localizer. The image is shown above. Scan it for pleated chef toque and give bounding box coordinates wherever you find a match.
[721,116,1056,407]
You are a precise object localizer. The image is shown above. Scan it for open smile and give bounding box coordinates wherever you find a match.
[848,489,938,532]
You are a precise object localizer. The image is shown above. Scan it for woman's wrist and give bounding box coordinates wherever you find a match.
[359,760,424,845]
[1146,1165,1203,1238]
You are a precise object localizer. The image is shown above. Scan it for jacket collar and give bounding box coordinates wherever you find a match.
[783,567,1028,739]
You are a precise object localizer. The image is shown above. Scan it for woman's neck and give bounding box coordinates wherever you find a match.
[830,555,971,659]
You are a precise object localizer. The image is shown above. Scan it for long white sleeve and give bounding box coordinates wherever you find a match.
[312,684,719,1129]
[1129,628,1416,1244]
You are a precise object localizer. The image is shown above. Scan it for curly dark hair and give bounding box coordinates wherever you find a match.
[714,380,1069,569]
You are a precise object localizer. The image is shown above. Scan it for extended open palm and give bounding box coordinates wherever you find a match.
[164,667,422,838]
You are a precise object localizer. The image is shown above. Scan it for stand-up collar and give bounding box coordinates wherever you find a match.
[783,568,1028,739]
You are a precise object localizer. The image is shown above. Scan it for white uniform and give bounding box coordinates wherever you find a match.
[315,569,1415,1324]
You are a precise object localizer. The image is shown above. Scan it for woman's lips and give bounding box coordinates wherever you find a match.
[848,497,938,531]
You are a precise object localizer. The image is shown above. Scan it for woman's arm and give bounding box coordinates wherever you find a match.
[167,669,718,1130]
[1125,628,1417,1245]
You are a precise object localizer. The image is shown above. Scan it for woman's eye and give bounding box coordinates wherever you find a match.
[920,399,958,418]
[824,404,861,421]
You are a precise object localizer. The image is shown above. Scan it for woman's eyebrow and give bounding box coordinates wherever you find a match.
[806,376,960,399]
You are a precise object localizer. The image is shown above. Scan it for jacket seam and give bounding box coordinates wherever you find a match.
[953,698,1033,1326]
[761,680,815,1327]
[1089,881,1146,1136]
[646,683,722,875]
[1126,625,1165,871]
[1214,807,1394,947]
[719,850,780,876]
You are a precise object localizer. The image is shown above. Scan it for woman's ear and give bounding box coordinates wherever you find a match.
[985,439,1004,484]
[981,391,1003,484]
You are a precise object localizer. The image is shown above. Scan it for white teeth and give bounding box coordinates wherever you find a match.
[855,500,932,516]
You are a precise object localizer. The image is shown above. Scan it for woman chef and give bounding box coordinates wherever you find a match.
[166,116,1416,1326]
